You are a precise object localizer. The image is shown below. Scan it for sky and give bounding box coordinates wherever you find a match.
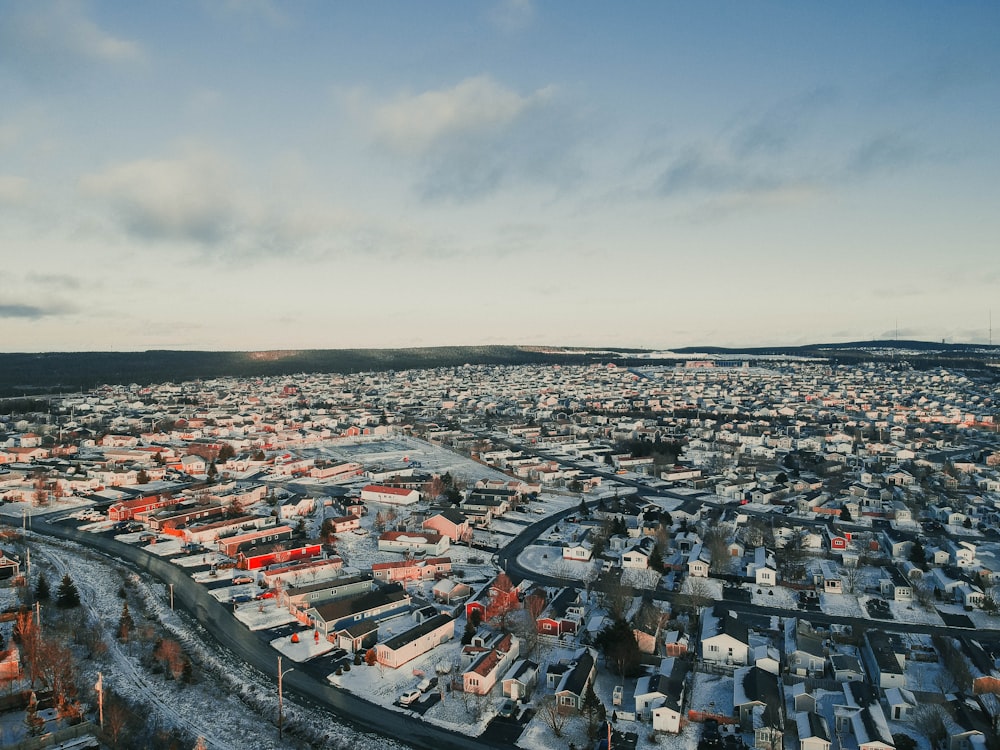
[1,0,998,353]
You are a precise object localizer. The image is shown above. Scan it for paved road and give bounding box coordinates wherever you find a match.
[15,514,510,750]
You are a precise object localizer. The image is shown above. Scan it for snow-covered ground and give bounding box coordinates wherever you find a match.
[271,629,335,662]
[516,544,599,582]
[748,583,798,609]
[234,600,299,631]
[7,532,411,750]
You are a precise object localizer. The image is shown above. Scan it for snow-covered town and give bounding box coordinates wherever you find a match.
[1,358,1000,750]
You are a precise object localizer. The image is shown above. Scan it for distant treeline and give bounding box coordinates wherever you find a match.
[0,340,995,398]
[0,347,608,397]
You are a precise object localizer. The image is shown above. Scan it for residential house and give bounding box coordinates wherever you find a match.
[701,606,750,666]
[0,549,20,580]
[746,547,777,587]
[465,574,525,624]
[371,556,452,584]
[733,666,784,750]
[306,583,411,639]
[462,632,520,696]
[217,525,293,557]
[422,508,471,543]
[535,587,585,636]
[237,540,322,571]
[377,531,450,556]
[879,566,912,602]
[941,694,994,750]
[831,653,865,683]
[834,681,895,750]
[882,687,918,721]
[862,630,907,689]
[687,543,711,578]
[360,484,420,506]
[796,712,832,750]
[633,657,689,733]
[552,648,597,714]
[817,561,843,594]
[562,530,593,562]
[431,578,472,605]
[501,659,539,702]
[375,613,454,669]
[622,537,657,569]
[789,623,827,678]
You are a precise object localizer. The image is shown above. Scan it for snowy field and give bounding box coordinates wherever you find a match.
[516,545,599,582]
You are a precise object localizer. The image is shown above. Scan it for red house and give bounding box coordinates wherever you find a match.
[108,495,174,522]
[237,541,322,570]
[466,574,522,623]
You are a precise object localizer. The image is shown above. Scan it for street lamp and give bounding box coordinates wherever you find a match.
[277,655,294,739]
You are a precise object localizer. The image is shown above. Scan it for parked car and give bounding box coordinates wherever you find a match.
[232,576,254,585]
[498,699,517,718]
[417,676,438,693]
[398,689,421,706]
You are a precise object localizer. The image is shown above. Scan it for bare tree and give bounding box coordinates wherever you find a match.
[13,610,42,686]
[911,704,947,749]
[842,564,865,595]
[485,573,520,632]
[678,576,713,621]
[154,638,185,680]
[103,694,134,749]
[705,523,734,574]
[538,695,569,738]
[597,575,635,623]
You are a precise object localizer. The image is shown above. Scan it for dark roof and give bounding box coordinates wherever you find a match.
[559,650,596,696]
[865,629,904,676]
[804,712,830,741]
[432,507,468,525]
[311,583,408,623]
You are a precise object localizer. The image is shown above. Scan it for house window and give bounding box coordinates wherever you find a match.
[709,645,719,652]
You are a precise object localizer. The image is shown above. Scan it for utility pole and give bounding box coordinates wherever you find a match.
[169,583,174,610]
[277,656,294,739]
[95,672,104,729]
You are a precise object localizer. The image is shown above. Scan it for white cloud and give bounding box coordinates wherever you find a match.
[489,0,536,32]
[79,148,238,245]
[371,75,553,155]
[0,0,142,73]
[77,147,424,259]
[0,175,31,205]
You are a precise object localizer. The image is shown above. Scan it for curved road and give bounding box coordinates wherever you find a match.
[497,498,1000,640]
[16,514,510,750]
[18,494,1000,750]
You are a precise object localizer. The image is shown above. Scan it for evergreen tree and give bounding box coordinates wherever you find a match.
[35,572,50,602]
[117,602,135,642]
[56,574,81,609]
[582,682,607,740]
[595,618,642,677]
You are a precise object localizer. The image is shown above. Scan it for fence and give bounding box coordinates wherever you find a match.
[5,721,100,750]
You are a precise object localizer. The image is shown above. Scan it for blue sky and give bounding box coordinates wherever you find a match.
[1,0,998,352]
